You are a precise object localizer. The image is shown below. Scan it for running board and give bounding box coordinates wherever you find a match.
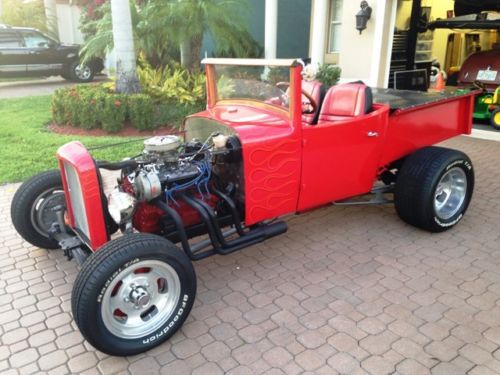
[334,185,394,206]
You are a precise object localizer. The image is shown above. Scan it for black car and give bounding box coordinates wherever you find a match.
[0,24,103,82]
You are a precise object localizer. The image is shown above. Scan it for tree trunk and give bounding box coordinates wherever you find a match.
[190,33,203,72]
[180,40,191,70]
[110,0,141,94]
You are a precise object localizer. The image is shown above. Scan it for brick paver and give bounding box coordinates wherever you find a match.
[1,136,500,374]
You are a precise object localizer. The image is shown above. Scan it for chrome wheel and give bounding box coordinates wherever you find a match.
[101,260,181,339]
[434,167,467,220]
[30,188,65,238]
[75,64,92,80]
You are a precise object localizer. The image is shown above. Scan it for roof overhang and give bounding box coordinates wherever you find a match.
[201,58,300,67]
[428,12,500,30]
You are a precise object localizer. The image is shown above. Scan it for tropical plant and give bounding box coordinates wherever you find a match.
[315,64,342,87]
[137,59,206,104]
[160,0,261,71]
[78,0,260,71]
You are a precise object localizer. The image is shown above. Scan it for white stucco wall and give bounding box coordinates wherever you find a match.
[56,4,83,44]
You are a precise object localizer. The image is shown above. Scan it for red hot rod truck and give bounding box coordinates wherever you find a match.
[11,59,476,356]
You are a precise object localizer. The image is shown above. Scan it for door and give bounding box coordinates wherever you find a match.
[0,30,27,77]
[19,30,62,75]
[297,106,390,211]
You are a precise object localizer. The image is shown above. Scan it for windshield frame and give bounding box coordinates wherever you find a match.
[202,58,302,119]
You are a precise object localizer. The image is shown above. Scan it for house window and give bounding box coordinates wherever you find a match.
[328,0,343,53]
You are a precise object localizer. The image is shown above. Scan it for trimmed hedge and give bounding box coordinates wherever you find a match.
[51,84,205,133]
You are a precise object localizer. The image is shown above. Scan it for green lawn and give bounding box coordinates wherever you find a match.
[0,95,144,184]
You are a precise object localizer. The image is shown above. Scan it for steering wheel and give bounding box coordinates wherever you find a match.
[275,82,318,114]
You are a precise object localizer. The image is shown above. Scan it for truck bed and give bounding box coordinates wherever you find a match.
[372,88,472,113]
[373,88,477,166]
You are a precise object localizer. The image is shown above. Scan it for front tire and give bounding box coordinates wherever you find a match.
[11,170,65,249]
[72,233,196,356]
[394,147,474,232]
[490,108,500,130]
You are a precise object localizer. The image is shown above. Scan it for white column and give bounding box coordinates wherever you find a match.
[310,0,328,67]
[265,0,278,59]
[368,0,397,87]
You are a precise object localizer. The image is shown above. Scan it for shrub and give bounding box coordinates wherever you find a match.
[50,83,205,133]
[100,95,127,133]
[315,64,342,87]
[155,102,205,128]
[51,89,67,125]
[128,94,155,131]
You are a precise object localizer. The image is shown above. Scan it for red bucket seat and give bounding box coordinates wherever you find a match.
[318,83,373,124]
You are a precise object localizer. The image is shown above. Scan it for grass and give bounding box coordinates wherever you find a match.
[0,95,145,184]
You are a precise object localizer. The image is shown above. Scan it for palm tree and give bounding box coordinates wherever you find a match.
[110,0,140,93]
[161,0,260,71]
[79,0,260,71]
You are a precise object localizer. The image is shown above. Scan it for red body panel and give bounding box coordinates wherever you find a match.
[196,64,304,226]
[378,93,475,166]
[57,141,108,250]
[299,104,390,210]
[195,104,301,226]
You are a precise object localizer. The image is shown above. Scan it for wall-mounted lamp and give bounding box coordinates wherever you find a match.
[356,1,372,34]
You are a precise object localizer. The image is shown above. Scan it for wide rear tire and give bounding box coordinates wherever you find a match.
[394,147,474,232]
[11,170,65,249]
[71,233,196,356]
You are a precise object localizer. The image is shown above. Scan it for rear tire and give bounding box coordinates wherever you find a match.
[490,108,500,130]
[72,233,196,356]
[394,147,474,232]
[68,60,95,82]
[11,170,65,249]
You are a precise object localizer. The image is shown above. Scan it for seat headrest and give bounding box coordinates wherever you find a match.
[320,83,373,118]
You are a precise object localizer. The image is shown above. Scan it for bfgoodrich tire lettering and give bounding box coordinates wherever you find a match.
[394,147,474,232]
[71,233,196,356]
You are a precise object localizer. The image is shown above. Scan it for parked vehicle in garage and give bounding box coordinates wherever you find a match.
[11,58,477,356]
[0,24,103,82]
[458,49,500,130]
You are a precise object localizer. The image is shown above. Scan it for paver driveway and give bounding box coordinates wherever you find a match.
[1,136,500,375]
